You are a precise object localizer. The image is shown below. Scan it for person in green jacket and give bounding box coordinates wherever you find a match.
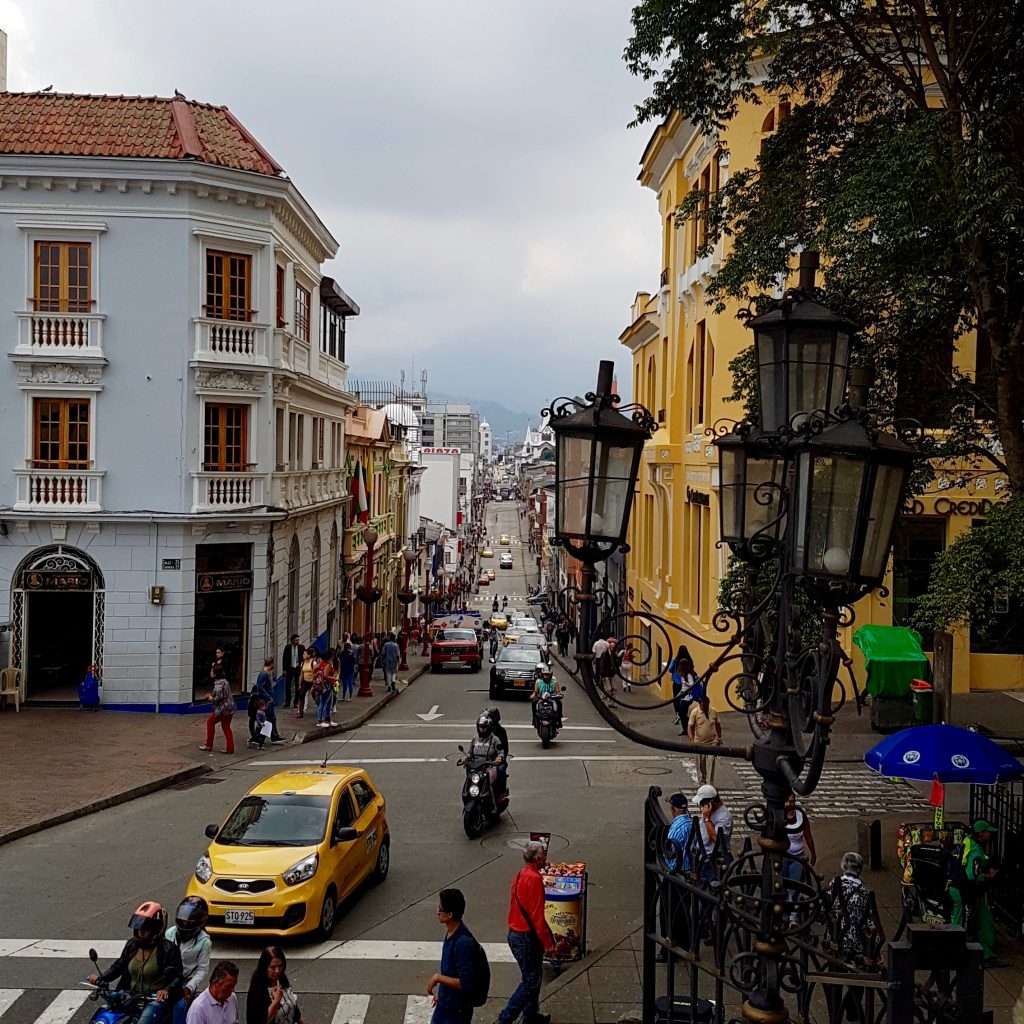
[949,820,1008,967]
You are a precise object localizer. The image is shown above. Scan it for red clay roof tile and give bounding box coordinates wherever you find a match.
[0,93,283,176]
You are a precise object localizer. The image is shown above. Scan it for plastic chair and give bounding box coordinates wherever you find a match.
[0,667,23,712]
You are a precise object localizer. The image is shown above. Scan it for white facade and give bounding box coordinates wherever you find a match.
[0,111,356,709]
[479,421,493,462]
[419,451,460,532]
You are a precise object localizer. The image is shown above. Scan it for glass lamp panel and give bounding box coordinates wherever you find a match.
[860,463,907,580]
[559,433,593,486]
[806,453,865,577]
[557,478,591,539]
[788,326,840,424]
[756,327,784,432]
[719,447,742,541]
[744,455,785,543]
[830,331,851,412]
[792,451,811,570]
[591,438,636,541]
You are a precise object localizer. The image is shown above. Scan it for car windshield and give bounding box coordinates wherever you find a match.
[437,630,477,642]
[498,649,542,665]
[216,795,331,847]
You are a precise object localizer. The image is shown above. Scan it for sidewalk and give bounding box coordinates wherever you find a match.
[0,650,430,846]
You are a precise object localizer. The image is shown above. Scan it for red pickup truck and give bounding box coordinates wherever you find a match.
[430,628,482,673]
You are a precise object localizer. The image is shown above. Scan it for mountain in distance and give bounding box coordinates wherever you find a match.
[430,391,540,444]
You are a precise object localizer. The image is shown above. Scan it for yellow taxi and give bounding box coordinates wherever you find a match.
[489,612,509,629]
[486,569,496,580]
[499,535,511,545]
[481,548,495,558]
[187,766,389,939]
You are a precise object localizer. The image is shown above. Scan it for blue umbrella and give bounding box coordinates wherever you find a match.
[865,724,1024,785]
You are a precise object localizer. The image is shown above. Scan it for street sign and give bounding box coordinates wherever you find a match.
[196,571,253,594]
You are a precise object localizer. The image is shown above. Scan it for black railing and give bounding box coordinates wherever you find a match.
[970,780,1024,933]
[642,786,988,1024]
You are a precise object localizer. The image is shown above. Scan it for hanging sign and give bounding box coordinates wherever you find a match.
[196,571,253,594]
[23,570,92,591]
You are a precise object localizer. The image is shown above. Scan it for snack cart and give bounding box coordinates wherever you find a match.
[542,861,589,967]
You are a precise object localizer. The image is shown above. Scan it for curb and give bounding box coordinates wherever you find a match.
[0,762,212,848]
[540,917,643,1004]
[292,662,431,745]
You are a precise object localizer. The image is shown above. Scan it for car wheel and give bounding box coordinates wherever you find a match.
[472,661,481,673]
[489,682,500,699]
[430,663,440,673]
[316,887,337,940]
[371,836,391,884]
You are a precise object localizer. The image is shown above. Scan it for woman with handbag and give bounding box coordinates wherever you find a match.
[295,648,317,719]
[200,669,235,754]
[316,650,338,727]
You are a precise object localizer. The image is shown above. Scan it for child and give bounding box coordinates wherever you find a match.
[251,699,268,750]
[78,664,100,711]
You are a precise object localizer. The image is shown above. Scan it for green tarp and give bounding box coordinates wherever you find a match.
[852,624,930,698]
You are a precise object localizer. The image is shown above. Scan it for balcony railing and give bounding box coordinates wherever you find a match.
[194,317,269,365]
[192,471,265,512]
[16,312,104,356]
[15,468,104,511]
[273,329,311,375]
[271,468,346,509]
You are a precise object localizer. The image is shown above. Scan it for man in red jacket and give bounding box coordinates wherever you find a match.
[498,841,555,1024]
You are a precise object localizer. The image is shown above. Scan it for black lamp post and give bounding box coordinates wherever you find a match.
[548,260,931,1024]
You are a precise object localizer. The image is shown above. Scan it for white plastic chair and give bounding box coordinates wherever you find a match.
[0,666,23,712]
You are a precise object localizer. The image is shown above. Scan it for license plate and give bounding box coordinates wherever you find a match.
[514,679,526,687]
[224,909,255,926]
[450,656,460,662]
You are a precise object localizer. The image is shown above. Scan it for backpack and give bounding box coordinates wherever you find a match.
[465,936,491,1007]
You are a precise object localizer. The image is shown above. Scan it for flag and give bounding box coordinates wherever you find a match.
[929,776,945,807]
[355,459,369,524]
[362,458,373,522]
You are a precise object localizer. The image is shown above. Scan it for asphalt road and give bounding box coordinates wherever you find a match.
[0,500,673,1024]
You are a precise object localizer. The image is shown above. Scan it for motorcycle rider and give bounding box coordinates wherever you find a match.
[166,896,212,1024]
[466,714,505,796]
[531,665,562,727]
[88,901,183,1024]
[502,595,509,610]
[489,627,501,661]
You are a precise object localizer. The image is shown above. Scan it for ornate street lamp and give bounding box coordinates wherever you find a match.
[398,547,418,671]
[549,360,655,564]
[750,251,855,433]
[356,525,380,697]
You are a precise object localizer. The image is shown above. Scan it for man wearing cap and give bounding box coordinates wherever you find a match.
[950,820,1006,967]
[695,785,733,875]
[658,792,694,962]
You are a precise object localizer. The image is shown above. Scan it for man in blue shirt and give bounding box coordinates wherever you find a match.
[666,792,693,872]
[427,888,477,1024]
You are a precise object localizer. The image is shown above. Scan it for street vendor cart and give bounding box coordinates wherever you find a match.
[542,861,589,967]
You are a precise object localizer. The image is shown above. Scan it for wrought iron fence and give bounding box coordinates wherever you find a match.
[642,786,988,1024]
[970,780,1024,936]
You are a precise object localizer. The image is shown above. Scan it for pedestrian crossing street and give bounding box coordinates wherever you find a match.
[0,988,455,1024]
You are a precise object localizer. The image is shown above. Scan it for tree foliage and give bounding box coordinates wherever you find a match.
[627,1,1024,632]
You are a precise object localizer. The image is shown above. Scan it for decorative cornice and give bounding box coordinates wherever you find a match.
[195,368,263,393]
[15,361,103,385]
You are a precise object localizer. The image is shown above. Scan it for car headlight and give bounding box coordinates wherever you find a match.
[282,852,319,887]
[468,784,480,797]
[195,854,213,884]
[470,772,481,784]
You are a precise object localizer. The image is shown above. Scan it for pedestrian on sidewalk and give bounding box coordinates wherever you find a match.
[824,852,884,964]
[949,820,1008,967]
[555,620,570,658]
[252,701,269,749]
[783,793,817,920]
[201,670,235,754]
[246,946,304,1024]
[339,641,357,701]
[658,792,694,961]
[669,647,701,735]
[382,632,402,692]
[427,888,483,1024]
[695,785,733,875]
[281,634,304,708]
[295,648,316,719]
[256,658,282,743]
[687,694,721,785]
[185,961,239,1024]
[599,636,625,692]
[316,653,338,728]
[498,841,555,1024]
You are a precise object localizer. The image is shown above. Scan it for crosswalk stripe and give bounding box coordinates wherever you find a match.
[253,754,668,767]
[403,995,434,1024]
[34,989,89,1024]
[0,992,22,1018]
[0,939,517,963]
[330,993,370,1024]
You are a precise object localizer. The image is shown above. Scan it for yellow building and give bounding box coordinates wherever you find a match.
[622,106,1018,696]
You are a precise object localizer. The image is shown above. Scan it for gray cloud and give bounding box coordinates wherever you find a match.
[2,0,658,406]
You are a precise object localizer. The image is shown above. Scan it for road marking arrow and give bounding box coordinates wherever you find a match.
[416,704,444,722]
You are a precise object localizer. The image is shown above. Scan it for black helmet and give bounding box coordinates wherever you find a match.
[476,715,493,738]
[487,706,502,723]
[174,896,209,941]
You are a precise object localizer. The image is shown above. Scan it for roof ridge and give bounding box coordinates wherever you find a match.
[169,98,204,161]
[0,91,229,112]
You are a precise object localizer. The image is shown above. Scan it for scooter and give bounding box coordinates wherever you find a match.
[82,948,159,1024]
[457,746,509,839]
[534,687,565,748]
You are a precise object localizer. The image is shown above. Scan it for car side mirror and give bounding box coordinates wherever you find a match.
[458,744,465,752]
[333,826,358,844]
[204,824,219,839]
[89,948,99,966]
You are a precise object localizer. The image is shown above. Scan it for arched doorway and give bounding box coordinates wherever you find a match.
[12,545,104,703]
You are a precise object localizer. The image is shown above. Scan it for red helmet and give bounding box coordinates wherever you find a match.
[129,901,167,937]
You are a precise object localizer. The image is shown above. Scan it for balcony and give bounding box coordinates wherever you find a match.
[15,468,104,511]
[192,471,265,512]
[16,311,105,358]
[194,317,269,366]
[271,468,346,509]
[273,329,310,375]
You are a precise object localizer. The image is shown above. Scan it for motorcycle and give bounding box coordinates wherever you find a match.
[534,687,565,748]
[82,948,160,1024]
[457,745,509,838]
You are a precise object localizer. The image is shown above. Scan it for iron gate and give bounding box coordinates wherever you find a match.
[970,780,1024,936]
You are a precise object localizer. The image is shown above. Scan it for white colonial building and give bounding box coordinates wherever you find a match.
[0,91,358,710]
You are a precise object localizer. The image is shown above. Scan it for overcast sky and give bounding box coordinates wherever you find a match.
[1,0,659,416]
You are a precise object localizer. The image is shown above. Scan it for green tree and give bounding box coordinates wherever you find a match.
[625,1,1024,489]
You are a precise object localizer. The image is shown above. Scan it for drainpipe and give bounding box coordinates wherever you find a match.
[153,520,163,714]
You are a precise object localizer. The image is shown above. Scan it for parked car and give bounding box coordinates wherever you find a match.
[431,627,483,673]
[188,767,389,939]
[490,646,545,698]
